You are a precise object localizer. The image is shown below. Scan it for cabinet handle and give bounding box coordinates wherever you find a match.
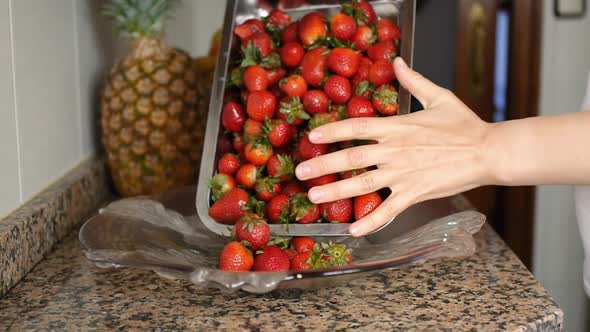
[468,2,487,98]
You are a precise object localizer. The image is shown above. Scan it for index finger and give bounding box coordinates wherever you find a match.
[308,117,394,144]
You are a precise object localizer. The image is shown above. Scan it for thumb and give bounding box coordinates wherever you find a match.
[394,57,445,107]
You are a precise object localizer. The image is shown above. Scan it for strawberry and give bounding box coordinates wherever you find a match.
[233,214,270,250]
[247,90,276,121]
[291,252,313,270]
[255,177,282,201]
[243,119,263,141]
[266,67,287,86]
[243,65,269,92]
[234,19,264,41]
[330,13,357,42]
[253,245,291,271]
[376,19,401,43]
[282,181,305,197]
[327,48,361,78]
[244,139,273,166]
[285,248,298,260]
[351,25,376,51]
[233,134,246,154]
[298,12,327,47]
[302,90,329,114]
[305,173,338,189]
[320,242,353,266]
[301,47,329,87]
[308,112,338,130]
[209,173,236,201]
[265,9,292,31]
[372,84,399,115]
[218,153,240,176]
[242,31,273,57]
[340,168,367,179]
[329,103,349,120]
[208,188,249,225]
[236,164,258,189]
[298,133,329,160]
[324,75,352,104]
[279,74,308,97]
[282,22,299,43]
[219,241,254,271]
[368,59,396,86]
[222,101,246,132]
[218,135,234,154]
[290,193,320,224]
[342,0,376,26]
[280,42,304,67]
[347,96,376,118]
[267,194,291,224]
[291,237,316,253]
[278,97,310,126]
[267,154,295,181]
[367,41,397,62]
[320,199,353,223]
[264,119,292,148]
[351,57,373,92]
[354,192,383,220]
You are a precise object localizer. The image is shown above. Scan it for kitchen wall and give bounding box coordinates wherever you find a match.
[534,0,590,330]
[0,0,226,218]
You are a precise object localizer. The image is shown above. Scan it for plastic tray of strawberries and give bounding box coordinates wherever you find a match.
[196,0,416,238]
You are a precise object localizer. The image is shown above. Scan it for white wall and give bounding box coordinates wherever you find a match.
[534,0,590,330]
[0,0,226,218]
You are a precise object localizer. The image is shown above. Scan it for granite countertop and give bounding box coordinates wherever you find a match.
[0,223,562,331]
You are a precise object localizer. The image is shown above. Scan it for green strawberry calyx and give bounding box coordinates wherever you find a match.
[374,85,398,108]
[290,193,315,221]
[273,154,295,179]
[279,97,310,124]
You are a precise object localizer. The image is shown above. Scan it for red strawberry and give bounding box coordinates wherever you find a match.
[376,19,401,43]
[233,134,246,153]
[285,248,298,260]
[247,90,276,121]
[242,32,273,57]
[236,164,258,189]
[282,181,305,197]
[298,133,329,160]
[278,97,310,126]
[347,96,376,118]
[303,90,329,114]
[291,237,316,253]
[308,112,338,130]
[267,67,287,86]
[367,41,397,62]
[218,135,234,154]
[290,193,320,224]
[340,168,367,179]
[244,139,273,166]
[327,48,361,78]
[301,47,329,87]
[282,22,299,43]
[209,173,236,201]
[267,154,295,181]
[330,13,357,42]
[324,75,352,104]
[329,103,349,120]
[298,12,327,46]
[255,177,282,201]
[368,59,396,86]
[280,42,304,67]
[321,242,353,267]
[372,84,399,115]
[208,188,249,225]
[243,65,269,92]
[290,251,313,270]
[233,214,270,250]
[264,119,292,148]
[222,102,246,132]
[351,57,373,92]
[354,192,383,220]
[320,199,353,223]
[244,119,263,141]
[267,194,291,224]
[305,173,338,189]
[265,9,291,30]
[218,154,240,176]
[342,0,376,25]
[219,241,254,271]
[351,25,376,51]
[253,246,291,271]
[234,19,264,41]
[280,74,308,98]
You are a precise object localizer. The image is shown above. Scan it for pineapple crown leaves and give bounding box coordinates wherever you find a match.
[290,193,315,221]
[102,0,180,39]
[279,97,311,124]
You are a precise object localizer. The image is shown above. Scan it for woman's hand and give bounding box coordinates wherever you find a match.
[295,57,496,237]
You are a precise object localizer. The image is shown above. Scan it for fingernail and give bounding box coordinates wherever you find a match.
[308,188,325,202]
[296,164,311,179]
[308,130,323,143]
[394,57,408,69]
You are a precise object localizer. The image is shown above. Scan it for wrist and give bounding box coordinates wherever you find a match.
[481,120,522,186]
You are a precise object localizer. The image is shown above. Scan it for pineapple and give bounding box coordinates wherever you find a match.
[101,0,205,196]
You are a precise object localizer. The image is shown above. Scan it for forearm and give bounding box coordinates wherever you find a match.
[487,111,590,186]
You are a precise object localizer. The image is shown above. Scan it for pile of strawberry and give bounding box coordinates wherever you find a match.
[219,214,352,271]
[208,1,401,228]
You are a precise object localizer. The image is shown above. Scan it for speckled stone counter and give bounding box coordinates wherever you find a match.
[0,223,562,331]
